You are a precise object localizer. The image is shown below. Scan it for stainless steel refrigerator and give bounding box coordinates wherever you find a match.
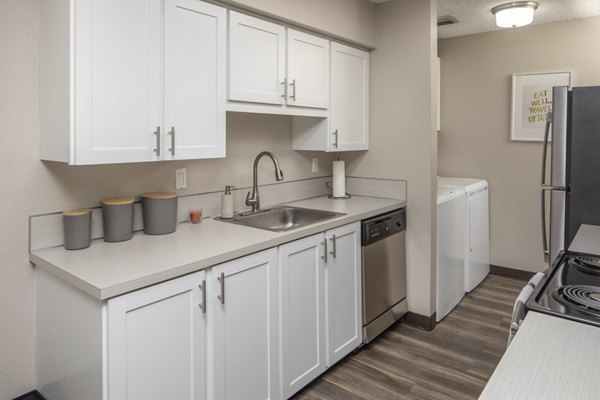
[542,86,600,263]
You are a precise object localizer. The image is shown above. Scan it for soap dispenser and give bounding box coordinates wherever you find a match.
[221,185,235,219]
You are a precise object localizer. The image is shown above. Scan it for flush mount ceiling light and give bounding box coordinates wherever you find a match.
[491,1,538,28]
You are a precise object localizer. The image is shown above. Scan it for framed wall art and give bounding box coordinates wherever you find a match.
[510,71,573,142]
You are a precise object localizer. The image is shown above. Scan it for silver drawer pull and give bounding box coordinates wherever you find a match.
[168,127,175,156]
[198,280,206,313]
[154,126,161,156]
[217,272,225,305]
[290,79,296,101]
[321,240,328,263]
[281,78,288,99]
[329,235,337,258]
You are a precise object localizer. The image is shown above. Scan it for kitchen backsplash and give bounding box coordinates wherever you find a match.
[29,176,407,251]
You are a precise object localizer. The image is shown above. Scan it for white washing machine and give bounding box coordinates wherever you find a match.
[436,187,466,322]
[438,177,490,292]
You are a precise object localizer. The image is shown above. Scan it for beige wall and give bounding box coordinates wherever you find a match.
[218,0,377,48]
[345,0,438,317]
[0,0,375,397]
[438,16,600,272]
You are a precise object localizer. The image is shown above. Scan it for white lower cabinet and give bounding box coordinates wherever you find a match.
[279,222,362,398]
[210,248,279,400]
[36,225,361,400]
[107,270,207,400]
[279,233,327,398]
[325,223,362,367]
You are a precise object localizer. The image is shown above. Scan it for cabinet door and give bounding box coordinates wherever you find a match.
[325,222,362,366]
[211,248,279,400]
[329,42,369,151]
[107,271,206,400]
[164,0,226,160]
[228,11,286,105]
[74,0,162,164]
[287,29,329,109]
[279,233,327,399]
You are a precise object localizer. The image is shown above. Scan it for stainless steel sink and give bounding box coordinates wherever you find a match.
[216,206,346,232]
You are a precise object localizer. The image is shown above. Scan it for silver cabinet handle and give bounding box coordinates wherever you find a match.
[332,129,339,148]
[198,280,206,313]
[321,240,328,263]
[290,79,296,101]
[154,126,161,156]
[217,272,225,305]
[281,78,288,99]
[168,127,175,156]
[329,235,337,258]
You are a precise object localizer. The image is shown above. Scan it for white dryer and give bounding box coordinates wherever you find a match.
[436,187,466,322]
[438,177,490,292]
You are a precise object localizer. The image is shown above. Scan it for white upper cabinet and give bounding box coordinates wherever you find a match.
[164,0,226,160]
[39,0,226,165]
[329,42,370,151]
[292,42,370,152]
[227,12,329,116]
[228,11,286,105]
[74,0,162,164]
[286,29,330,109]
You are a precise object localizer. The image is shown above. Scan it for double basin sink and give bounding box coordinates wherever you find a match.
[216,206,346,232]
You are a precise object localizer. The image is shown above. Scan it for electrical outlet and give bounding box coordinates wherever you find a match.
[175,168,187,190]
[312,158,319,173]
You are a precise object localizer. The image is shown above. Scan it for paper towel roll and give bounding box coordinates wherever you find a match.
[333,160,346,198]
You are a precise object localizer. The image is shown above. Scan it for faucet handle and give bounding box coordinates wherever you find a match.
[246,190,259,212]
[245,191,256,205]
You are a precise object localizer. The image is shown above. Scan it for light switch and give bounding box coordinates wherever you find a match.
[312,158,319,173]
[175,168,187,190]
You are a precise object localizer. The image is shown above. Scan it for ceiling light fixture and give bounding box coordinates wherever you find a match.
[491,1,538,28]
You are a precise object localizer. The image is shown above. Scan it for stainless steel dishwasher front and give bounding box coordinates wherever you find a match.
[361,208,407,343]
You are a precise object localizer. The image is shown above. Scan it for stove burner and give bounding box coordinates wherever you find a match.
[553,285,600,316]
[567,256,600,275]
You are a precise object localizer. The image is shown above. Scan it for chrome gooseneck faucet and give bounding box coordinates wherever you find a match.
[246,151,284,213]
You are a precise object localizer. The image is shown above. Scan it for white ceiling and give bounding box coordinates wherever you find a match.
[370,0,600,39]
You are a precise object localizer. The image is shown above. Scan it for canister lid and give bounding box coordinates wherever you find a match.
[141,192,177,200]
[102,197,135,206]
[63,208,92,217]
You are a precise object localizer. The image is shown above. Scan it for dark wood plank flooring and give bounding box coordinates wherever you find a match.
[295,274,526,400]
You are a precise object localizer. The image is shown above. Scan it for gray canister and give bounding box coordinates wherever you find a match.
[141,192,178,235]
[63,209,92,250]
[102,197,135,242]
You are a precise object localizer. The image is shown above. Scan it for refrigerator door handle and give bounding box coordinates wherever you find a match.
[541,111,553,187]
[541,112,553,263]
[541,110,569,263]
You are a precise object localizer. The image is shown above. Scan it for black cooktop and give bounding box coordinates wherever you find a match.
[526,252,600,327]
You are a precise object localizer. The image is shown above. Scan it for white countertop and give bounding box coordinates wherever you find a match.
[479,312,600,399]
[30,196,405,300]
[569,224,600,254]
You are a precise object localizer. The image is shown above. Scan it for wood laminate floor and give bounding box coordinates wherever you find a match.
[295,274,527,400]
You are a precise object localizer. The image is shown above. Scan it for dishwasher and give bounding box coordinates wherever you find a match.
[362,208,407,343]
